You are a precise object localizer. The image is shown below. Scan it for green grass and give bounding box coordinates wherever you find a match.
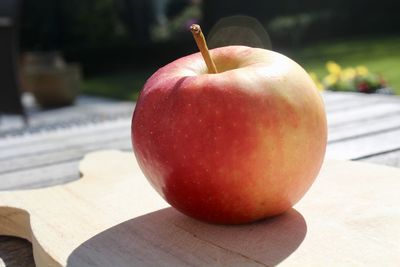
[81,35,400,100]
[289,35,400,94]
[81,69,154,101]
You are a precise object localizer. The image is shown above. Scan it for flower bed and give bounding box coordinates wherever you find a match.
[310,61,392,94]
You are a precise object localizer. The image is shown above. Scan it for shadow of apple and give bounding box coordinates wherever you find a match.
[67,207,306,266]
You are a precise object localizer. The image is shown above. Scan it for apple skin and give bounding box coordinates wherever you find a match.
[132,45,327,224]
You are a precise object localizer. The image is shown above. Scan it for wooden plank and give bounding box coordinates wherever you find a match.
[325,97,396,113]
[0,121,131,161]
[0,102,134,137]
[0,138,131,175]
[327,102,400,127]
[0,140,131,190]
[0,118,130,148]
[325,97,378,113]
[328,114,400,142]
[326,128,400,160]
[360,149,400,168]
[0,161,80,190]
[323,91,399,102]
[322,91,366,105]
[322,91,399,112]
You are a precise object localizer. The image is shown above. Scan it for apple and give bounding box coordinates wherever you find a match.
[132,38,327,224]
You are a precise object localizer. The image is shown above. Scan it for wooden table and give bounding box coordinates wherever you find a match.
[0,91,399,266]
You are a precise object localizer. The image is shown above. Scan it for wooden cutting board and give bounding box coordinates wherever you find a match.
[0,150,399,266]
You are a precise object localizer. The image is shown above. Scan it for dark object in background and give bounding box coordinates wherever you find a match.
[114,0,153,43]
[202,0,400,47]
[0,0,26,120]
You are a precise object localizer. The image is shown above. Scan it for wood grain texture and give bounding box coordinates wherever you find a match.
[0,100,133,138]
[324,93,399,113]
[322,91,367,105]
[0,138,131,176]
[326,128,400,160]
[361,148,400,167]
[0,161,80,190]
[0,122,130,160]
[327,102,400,127]
[0,118,130,149]
[328,113,400,143]
[0,150,399,266]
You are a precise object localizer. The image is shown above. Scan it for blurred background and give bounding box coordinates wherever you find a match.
[4,0,400,108]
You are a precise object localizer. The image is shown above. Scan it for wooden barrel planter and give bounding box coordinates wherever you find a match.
[21,51,81,108]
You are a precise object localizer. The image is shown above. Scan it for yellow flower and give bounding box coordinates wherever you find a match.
[309,72,317,80]
[356,65,369,76]
[309,72,324,91]
[324,74,338,86]
[326,61,342,76]
[342,68,356,80]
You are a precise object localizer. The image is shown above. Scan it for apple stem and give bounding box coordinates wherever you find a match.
[190,24,218,74]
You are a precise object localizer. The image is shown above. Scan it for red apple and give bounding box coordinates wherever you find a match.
[132,45,327,224]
